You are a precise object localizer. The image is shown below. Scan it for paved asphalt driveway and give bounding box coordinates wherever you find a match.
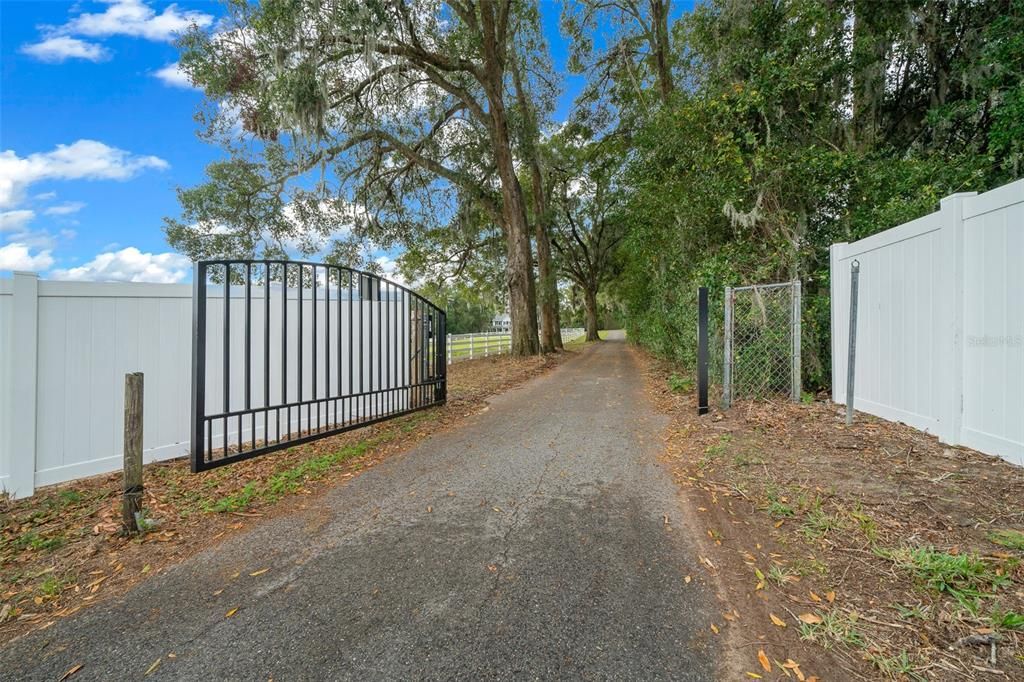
[1,332,716,680]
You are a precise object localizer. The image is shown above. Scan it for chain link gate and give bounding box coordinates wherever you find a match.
[722,280,801,407]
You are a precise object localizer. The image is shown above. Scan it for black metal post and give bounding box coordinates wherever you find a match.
[697,286,709,415]
[190,263,207,472]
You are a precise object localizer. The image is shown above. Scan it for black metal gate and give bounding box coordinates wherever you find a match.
[190,260,446,472]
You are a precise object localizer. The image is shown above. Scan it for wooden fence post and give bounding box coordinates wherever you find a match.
[122,372,144,534]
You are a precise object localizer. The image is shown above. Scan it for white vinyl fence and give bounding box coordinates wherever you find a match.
[0,273,416,499]
[446,327,585,364]
[831,179,1023,466]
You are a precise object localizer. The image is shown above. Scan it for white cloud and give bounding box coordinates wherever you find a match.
[0,140,168,208]
[61,0,214,42]
[20,36,110,63]
[153,61,195,89]
[50,246,191,283]
[0,210,36,231]
[0,243,54,271]
[43,202,85,216]
[375,255,407,286]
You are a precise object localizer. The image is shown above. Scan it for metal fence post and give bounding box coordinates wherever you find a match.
[791,279,802,402]
[846,261,860,425]
[723,286,733,408]
[697,287,709,415]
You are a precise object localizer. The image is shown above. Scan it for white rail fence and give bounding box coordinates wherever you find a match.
[831,179,1023,466]
[445,328,585,364]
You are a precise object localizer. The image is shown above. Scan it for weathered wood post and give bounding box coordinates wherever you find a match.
[122,372,144,534]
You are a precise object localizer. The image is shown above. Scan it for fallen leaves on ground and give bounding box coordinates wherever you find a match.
[641,349,1024,681]
[0,352,577,642]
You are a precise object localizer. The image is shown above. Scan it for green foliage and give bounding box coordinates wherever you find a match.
[991,610,1024,631]
[608,0,1024,388]
[666,373,691,393]
[988,529,1024,551]
[798,609,866,649]
[212,438,374,513]
[888,546,1017,612]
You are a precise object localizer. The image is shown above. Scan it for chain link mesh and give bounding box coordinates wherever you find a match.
[727,283,798,401]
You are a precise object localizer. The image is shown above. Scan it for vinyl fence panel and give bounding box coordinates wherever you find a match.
[0,274,416,498]
[831,179,1024,466]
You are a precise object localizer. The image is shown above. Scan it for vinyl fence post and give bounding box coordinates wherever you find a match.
[484,332,489,358]
[791,279,802,402]
[122,372,144,534]
[845,261,860,425]
[447,333,452,366]
[8,271,39,499]
[469,334,474,360]
[697,287,709,415]
[723,286,733,409]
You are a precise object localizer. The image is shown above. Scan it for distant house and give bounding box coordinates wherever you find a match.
[491,312,511,332]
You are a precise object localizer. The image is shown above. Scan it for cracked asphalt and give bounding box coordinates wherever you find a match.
[0,332,717,681]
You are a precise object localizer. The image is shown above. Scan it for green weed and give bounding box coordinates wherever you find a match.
[988,529,1024,551]
[990,610,1024,631]
[849,506,878,543]
[865,650,920,680]
[766,564,797,585]
[211,439,376,513]
[38,575,64,598]
[667,373,692,393]
[888,546,1016,612]
[893,602,929,620]
[798,609,865,649]
[800,508,847,540]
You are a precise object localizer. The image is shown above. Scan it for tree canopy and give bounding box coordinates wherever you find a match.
[167,0,1023,372]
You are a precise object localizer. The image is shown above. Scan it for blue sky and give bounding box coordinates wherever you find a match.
[0,1,632,282]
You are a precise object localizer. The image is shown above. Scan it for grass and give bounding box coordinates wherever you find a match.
[211,438,379,513]
[988,529,1024,551]
[893,602,930,620]
[797,609,865,649]
[990,610,1024,631]
[763,488,794,518]
[698,434,733,469]
[667,373,692,393]
[766,563,798,585]
[799,507,848,540]
[885,546,1017,611]
[865,650,920,680]
[2,530,67,553]
[38,575,65,598]
[206,412,435,512]
[849,506,878,543]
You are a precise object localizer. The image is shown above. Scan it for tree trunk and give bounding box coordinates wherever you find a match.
[481,1,539,356]
[494,143,539,356]
[512,49,562,353]
[536,228,563,351]
[851,1,891,150]
[532,167,562,352]
[651,0,674,104]
[584,286,600,342]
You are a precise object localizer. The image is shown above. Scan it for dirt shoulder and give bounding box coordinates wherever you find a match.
[1,350,580,643]
[640,349,1024,681]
